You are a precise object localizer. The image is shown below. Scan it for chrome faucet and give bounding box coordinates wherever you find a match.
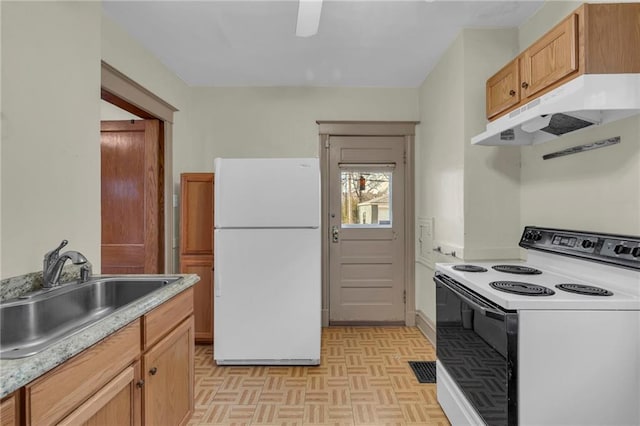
[43,240,92,288]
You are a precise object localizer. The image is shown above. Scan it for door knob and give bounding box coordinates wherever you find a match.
[332,226,339,243]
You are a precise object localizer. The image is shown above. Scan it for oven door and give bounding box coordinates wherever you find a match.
[435,273,518,426]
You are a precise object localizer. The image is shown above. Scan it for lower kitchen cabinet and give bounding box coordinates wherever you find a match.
[1,392,19,426]
[142,316,194,426]
[180,256,213,343]
[58,363,141,426]
[25,321,141,426]
[16,288,194,426]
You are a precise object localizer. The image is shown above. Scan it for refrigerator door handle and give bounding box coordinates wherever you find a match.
[215,273,221,297]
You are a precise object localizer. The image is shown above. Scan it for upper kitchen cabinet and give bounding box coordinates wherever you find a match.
[180,173,214,344]
[520,13,578,100]
[486,58,521,119]
[487,3,640,120]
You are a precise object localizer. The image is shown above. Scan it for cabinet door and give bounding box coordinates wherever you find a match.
[25,321,141,425]
[180,256,213,343]
[142,316,194,426]
[486,58,520,119]
[180,173,214,256]
[521,13,578,99]
[0,393,18,426]
[58,363,141,426]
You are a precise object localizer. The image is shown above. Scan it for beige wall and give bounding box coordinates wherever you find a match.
[416,35,466,257]
[189,87,419,164]
[518,1,640,235]
[1,1,102,278]
[100,100,141,121]
[101,15,195,192]
[462,29,521,260]
[415,28,521,323]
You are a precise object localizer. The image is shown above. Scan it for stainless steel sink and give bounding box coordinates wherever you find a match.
[0,276,179,359]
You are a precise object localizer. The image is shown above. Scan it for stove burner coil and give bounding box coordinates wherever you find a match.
[452,265,488,272]
[492,265,542,275]
[555,284,613,296]
[490,281,555,296]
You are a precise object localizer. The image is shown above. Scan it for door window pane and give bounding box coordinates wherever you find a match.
[341,170,392,227]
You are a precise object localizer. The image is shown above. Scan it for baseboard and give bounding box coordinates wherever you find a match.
[330,321,405,326]
[415,310,436,347]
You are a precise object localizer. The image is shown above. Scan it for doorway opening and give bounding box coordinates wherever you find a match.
[101,62,177,273]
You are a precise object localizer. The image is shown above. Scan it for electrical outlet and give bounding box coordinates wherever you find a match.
[173,194,178,208]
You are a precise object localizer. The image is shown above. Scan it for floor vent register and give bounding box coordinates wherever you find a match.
[408,361,437,383]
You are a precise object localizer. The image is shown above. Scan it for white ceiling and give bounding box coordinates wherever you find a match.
[102,0,543,88]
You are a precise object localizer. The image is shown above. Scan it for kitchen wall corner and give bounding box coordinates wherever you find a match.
[1,1,102,278]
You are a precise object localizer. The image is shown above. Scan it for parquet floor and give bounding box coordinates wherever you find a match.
[188,327,450,426]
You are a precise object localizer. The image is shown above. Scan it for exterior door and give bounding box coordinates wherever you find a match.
[101,120,163,274]
[328,136,406,323]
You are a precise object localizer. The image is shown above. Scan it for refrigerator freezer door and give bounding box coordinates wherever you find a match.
[214,158,320,228]
[214,228,321,364]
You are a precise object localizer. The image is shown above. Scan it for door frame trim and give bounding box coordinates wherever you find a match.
[317,121,418,326]
[101,61,178,273]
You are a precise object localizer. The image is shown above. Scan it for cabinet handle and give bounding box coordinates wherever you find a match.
[521,82,529,89]
[136,379,145,388]
[509,89,516,96]
[149,367,158,375]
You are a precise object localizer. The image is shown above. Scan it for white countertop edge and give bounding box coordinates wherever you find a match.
[0,274,200,398]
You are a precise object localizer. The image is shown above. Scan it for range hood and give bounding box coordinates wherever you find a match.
[472,74,640,146]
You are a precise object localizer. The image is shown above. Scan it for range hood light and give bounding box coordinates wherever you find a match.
[521,115,552,133]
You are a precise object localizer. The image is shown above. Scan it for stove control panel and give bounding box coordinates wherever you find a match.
[520,226,640,270]
[601,239,640,260]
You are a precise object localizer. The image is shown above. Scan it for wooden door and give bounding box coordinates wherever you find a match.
[486,58,520,119]
[101,120,163,274]
[179,173,214,343]
[328,136,406,323]
[521,13,578,99]
[142,316,194,426]
[57,363,141,426]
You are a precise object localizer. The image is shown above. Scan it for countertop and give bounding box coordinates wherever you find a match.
[0,274,199,398]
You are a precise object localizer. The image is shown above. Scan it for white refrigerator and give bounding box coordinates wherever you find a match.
[213,158,321,365]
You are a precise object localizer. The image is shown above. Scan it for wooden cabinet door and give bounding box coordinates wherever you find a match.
[180,257,213,343]
[180,173,214,256]
[142,316,194,426]
[486,58,520,119]
[521,13,578,99]
[0,393,18,426]
[25,321,141,426]
[58,363,141,426]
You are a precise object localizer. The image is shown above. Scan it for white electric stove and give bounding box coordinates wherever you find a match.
[434,226,640,426]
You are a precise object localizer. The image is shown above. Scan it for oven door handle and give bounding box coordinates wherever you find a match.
[435,275,506,321]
